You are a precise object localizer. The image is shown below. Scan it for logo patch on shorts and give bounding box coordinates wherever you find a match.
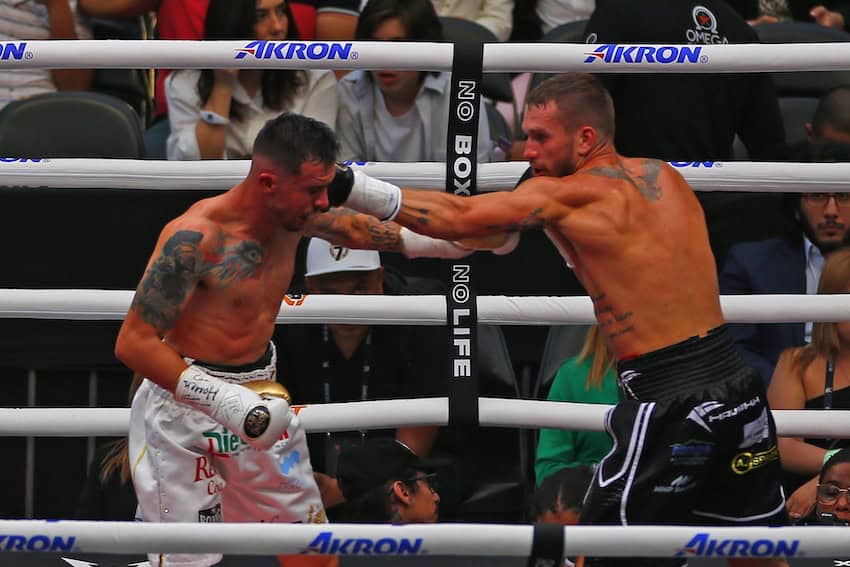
[708,396,760,423]
[198,504,222,523]
[653,475,696,494]
[731,445,779,475]
[670,440,714,465]
[739,408,769,449]
[686,401,723,432]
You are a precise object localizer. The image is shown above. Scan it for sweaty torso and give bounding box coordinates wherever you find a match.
[159,201,302,365]
[546,155,723,360]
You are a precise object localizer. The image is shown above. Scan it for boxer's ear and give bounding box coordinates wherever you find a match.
[258,171,275,192]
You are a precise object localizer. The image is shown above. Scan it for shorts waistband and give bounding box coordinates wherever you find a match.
[183,343,277,384]
[616,326,747,400]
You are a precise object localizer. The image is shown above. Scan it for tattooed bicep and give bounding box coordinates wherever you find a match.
[130,230,204,331]
[486,207,545,232]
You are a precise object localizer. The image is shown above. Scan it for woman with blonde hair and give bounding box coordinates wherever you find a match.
[535,325,618,485]
[769,247,850,522]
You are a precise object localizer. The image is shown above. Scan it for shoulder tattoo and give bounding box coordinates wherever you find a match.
[586,160,662,201]
[131,229,265,331]
[131,230,204,331]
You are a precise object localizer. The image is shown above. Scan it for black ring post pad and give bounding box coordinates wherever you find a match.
[445,39,484,431]
[527,523,565,567]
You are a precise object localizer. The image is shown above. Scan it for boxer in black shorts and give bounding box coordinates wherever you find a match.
[332,71,791,566]
[582,326,788,566]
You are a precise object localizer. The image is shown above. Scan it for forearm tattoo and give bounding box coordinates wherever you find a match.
[411,207,431,227]
[309,207,402,251]
[131,229,264,331]
[366,220,402,251]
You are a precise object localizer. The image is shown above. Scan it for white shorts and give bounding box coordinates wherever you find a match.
[128,343,326,567]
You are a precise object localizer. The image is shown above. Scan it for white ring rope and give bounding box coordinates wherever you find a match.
[0,290,848,324]
[0,401,847,439]
[0,520,841,558]
[0,159,845,194]
[3,40,850,73]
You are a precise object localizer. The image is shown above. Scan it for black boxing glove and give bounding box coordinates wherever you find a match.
[326,163,401,221]
[327,163,355,207]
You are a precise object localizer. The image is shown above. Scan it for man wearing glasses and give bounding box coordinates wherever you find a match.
[720,141,850,384]
[334,438,441,524]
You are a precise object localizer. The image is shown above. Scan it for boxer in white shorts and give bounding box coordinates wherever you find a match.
[130,343,325,567]
[115,114,496,567]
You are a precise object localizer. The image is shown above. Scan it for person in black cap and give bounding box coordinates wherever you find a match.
[335,437,441,524]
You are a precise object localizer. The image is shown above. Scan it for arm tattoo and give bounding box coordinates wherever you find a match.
[366,220,402,251]
[485,207,544,232]
[131,229,265,331]
[131,230,203,331]
[412,207,430,227]
[308,207,402,252]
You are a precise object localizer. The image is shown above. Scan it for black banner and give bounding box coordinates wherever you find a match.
[445,41,484,429]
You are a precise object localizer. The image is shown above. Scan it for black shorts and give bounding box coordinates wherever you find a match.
[581,326,788,566]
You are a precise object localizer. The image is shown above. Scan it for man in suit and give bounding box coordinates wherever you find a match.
[720,141,850,384]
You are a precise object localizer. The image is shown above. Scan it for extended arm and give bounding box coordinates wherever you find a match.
[326,165,566,241]
[394,181,559,240]
[305,206,516,258]
[305,207,403,252]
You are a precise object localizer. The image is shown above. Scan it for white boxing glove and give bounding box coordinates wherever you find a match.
[400,227,473,259]
[400,228,520,259]
[175,365,291,450]
[327,165,402,221]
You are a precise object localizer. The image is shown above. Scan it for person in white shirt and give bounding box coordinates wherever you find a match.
[0,0,93,110]
[335,0,492,164]
[430,0,513,41]
[166,0,338,160]
[536,0,595,34]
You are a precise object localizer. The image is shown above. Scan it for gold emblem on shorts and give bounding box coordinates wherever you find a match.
[731,444,779,475]
[243,380,292,403]
[307,504,327,524]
